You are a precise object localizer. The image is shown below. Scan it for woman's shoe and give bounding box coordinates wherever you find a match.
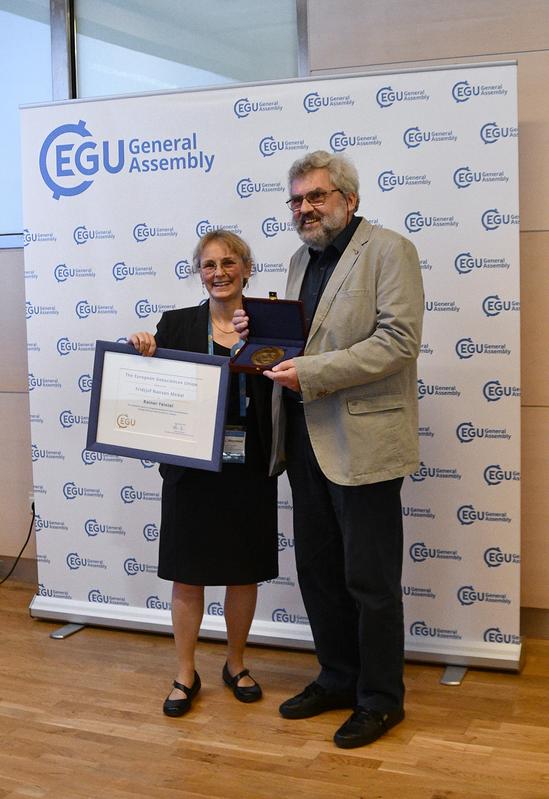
[222,662,262,703]
[163,671,201,717]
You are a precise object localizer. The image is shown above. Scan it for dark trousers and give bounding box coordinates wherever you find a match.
[285,401,405,712]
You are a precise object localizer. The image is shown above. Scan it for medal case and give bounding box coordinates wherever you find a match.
[230,296,306,374]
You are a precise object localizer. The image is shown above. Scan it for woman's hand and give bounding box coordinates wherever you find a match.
[128,332,157,356]
[232,308,249,340]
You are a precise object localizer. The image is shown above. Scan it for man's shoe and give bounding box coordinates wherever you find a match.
[334,706,405,748]
[279,682,355,719]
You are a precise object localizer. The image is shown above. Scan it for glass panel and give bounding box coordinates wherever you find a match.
[0,1,52,236]
[75,0,298,98]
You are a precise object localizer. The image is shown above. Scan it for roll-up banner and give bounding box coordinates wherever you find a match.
[22,62,521,670]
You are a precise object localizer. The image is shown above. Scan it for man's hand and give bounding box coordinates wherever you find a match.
[232,308,249,340]
[264,359,301,392]
[128,332,156,356]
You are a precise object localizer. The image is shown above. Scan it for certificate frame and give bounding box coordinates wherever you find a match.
[86,340,230,472]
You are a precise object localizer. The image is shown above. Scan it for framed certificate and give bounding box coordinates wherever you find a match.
[86,341,230,471]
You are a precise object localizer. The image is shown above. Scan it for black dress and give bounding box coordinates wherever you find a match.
[155,303,278,585]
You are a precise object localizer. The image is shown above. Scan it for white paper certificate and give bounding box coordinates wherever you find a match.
[92,348,225,465]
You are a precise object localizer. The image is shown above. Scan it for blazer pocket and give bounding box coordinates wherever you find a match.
[336,288,370,298]
[347,395,405,415]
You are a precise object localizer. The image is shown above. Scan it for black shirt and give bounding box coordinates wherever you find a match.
[299,215,362,333]
[285,215,362,403]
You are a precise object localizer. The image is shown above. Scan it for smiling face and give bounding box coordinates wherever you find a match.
[290,167,358,251]
[199,239,251,304]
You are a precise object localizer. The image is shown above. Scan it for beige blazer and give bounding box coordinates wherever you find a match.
[270,218,424,486]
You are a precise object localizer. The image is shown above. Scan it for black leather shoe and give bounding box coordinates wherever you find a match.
[279,682,355,719]
[163,671,201,717]
[222,662,262,703]
[334,706,405,748]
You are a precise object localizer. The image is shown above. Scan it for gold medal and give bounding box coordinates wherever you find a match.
[251,346,285,367]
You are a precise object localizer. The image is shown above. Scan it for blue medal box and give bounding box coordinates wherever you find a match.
[230,296,306,374]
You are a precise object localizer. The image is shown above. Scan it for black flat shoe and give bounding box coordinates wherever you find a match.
[334,706,405,748]
[279,682,355,719]
[222,662,262,703]
[163,671,201,717]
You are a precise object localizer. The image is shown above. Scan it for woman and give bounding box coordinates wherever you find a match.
[129,231,278,717]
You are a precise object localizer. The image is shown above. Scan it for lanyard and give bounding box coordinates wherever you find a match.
[207,314,247,418]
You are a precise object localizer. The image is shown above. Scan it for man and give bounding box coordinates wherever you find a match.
[235,150,424,748]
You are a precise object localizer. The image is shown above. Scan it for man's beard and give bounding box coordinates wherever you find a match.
[295,204,349,251]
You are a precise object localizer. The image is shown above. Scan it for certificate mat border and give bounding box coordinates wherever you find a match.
[86,340,230,472]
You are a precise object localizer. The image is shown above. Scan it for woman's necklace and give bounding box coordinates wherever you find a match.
[211,316,234,335]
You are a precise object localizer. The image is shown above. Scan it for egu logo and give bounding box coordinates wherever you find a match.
[39,120,124,200]
[175,259,192,279]
[480,122,518,144]
[409,543,436,563]
[403,128,425,148]
[457,585,481,605]
[457,505,481,525]
[236,178,257,198]
[483,627,520,645]
[271,608,308,624]
[134,299,175,319]
[405,212,430,233]
[121,485,140,504]
[207,601,224,616]
[124,557,156,576]
[483,380,520,402]
[482,295,520,317]
[76,300,117,319]
[66,552,83,570]
[63,481,102,499]
[483,464,520,486]
[481,208,519,231]
[262,217,295,238]
[85,519,108,536]
[452,80,480,102]
[259,136,284,157]
[456,422,482,443]
[378,170,405,192]
[303,92,329,113]
[454,252,482,274]
[233,98,260,118]
[455,338,483,359]
[116,413,135,429]
[376,86,403,108]
[195,220,242,237]
[112,262,134,281]
[73,225,94,244]
[278,533,294,552]
[54,264,75,282]
[57,337,77,355]
[484,547,520,567]
[146,595,171,610]
[59,409,87,428]
[453,166,482,189]
[143,523,159,542]
[78,374,93,392]
[410,621,437,637]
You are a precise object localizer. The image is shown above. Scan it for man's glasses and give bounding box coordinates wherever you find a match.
[285,188,343,212]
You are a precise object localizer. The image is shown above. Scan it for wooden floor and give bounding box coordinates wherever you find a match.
[1,581,549,799]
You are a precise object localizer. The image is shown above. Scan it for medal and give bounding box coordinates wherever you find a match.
[251,346,285,367]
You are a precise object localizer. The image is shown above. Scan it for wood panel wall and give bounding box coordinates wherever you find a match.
[307,0,549,611]
[0,248,34,564]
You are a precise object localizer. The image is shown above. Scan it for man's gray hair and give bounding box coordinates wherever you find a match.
[288,150,360,209]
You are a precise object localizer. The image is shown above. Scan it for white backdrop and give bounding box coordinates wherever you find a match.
[22,62,521,669]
